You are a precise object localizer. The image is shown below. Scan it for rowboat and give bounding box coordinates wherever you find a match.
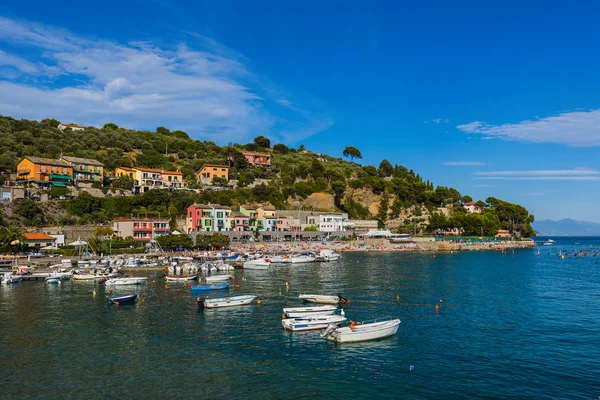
[205,275,233,283]
[283,305,337,318]
[190,282,230,292]
[243,259,271,270]
[72,274,114,281]
[322,318,401,343]
[107,293,138,304]
[282,315,347,331]
[104,277,148,286]
[299,294,349,305]
[165,274,198,283]
[197,295,256,309]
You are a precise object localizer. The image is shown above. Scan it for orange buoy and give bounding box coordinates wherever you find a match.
[165,285,169,290]
[282,313,286,319]
[115,301,120,306]
[435,304,439,313]
[396,295,400,301]
[236,285,240,288]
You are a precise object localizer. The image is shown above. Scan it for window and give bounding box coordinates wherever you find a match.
[221,168,226,172]
[213,168,217,171]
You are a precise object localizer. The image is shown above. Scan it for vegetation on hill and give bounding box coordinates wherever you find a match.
[0,115,535,237]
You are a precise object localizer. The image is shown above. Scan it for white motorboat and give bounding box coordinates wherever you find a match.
[243,259,271,270]
[266,255,292,264]
[165,274,198,283]
[318,249,341,262]
[197,295,256,309]
[71,273,113,281]
[322,318,401,343]
[2,272,22,284]
[104,277,148,286]
[283,305,338,318]
[205,275,233,283]
[45,276,62,284]
[299,294,349,305]
[282,315,347,332]
[290,252,316,264]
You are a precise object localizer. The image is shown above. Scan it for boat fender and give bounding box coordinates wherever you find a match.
[282,314,286,319]
[350,320,356,330]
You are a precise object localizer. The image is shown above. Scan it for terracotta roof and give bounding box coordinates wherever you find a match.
[200,164,229,169]
[464,201,478,206]
[21,157,72,168]
[189,203,213,210]
[241,150,270,157]
[133,167,163,173]
[60,156,104,167]
[24,233,55,241]
[208,203,231,210]
[117,166,136,172]
[161,170,183,175]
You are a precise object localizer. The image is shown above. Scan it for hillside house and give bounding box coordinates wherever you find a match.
[60,156,104,184]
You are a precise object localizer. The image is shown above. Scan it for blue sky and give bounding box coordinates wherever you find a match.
[1,1,600,222]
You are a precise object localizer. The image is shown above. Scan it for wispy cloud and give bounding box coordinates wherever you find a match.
[443,161,486,166]
[0,17,332,143]
[475,168,598,177]
[457,110,600,147]
[428,118,449,124]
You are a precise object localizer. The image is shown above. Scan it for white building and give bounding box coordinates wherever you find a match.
[318,213,353,232]
[58,123,85,131]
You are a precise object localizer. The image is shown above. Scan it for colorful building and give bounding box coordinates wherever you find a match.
[16,156,73,187]
[257,204,277,231]
[23,233,56,249]
[239,205,259,230]
[161,170,184,189]
[58,123,84,131]
[229,151,271,167]
[231,211,250,231]
[60,156,104,183]
[463,201,482,214]
[186,204,231,232]
[112,218,170,242]
[195,164,229,185]
[114,167,185,192]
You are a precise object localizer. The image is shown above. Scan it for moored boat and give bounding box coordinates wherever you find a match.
[282,315,347,331]
[196,295,256,309]
[165,274,198,283]
[243,259,271,270]
[190,282,230,292]
[71,273,114,281]
[299,293,349,305]
[205,275,233,283]
[45,276,62,284]
[283,305,337,318]
[107,293,138,304]
[104,277,148,286]
[290,252,316,264]
[322,318,401,343]
[2,272,22,284]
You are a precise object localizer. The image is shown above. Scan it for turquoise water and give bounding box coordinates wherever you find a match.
[1,239,600,399]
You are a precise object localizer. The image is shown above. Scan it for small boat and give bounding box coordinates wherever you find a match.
[72,273,114,281]
[283,305,338,318]
[190,282,230,292]
[45,276,62,284]
[282,315,347,332]
[299,293,349,305]
[317,249,341,262]
[107,293,138,304]
[543,239,555,246]
[197,295,256,309]
[104,277,148,286]
[205,275,233,283]
[243,259,271,270]
[290,252,316,264]
[165,274,198,283]
[2,272,22,285]
[322,318,401,343]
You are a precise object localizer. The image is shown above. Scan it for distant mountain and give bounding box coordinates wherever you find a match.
[533,219,600,236]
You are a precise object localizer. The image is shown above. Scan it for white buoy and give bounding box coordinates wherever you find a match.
[340,309,345,316]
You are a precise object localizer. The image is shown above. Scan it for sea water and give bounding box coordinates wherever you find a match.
[1,238,599,399]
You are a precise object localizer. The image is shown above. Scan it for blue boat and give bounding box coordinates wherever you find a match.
[107,293,138,304]
[191,283,230,292]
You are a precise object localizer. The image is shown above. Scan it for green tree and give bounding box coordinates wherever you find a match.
[103,123,119,130]
[273,144,289,154]
[343,146,362,160]
[378,159,393,177]
[253,135,271,148]
[156,126,171,135]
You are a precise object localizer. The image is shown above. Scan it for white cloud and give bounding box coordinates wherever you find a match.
[0,17,331,143]
[276,99,292,106]
[432,118,442,124]
[457,110,600,147]
[443,161,486,166]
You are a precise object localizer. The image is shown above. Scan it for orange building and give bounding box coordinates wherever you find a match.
[195,164,229,185]
[161,170,184,189]
[16,157,73,187]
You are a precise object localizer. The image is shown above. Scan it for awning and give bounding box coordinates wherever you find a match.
[50,174,72,181]
[51,182,67,187]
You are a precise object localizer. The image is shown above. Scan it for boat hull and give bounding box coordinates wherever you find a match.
[283,305,337,318]
[197,295,256,308]
[299,294,345,305]
[243,260,271,269]
[191,283,230,291]
[105,277,148,286]
[205,275,232,283]
[282,315,346,331]
[107,294,138,304]
[165,275,198,282]
[326,319,401,343]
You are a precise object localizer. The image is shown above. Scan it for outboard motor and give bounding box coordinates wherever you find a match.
[196,297,206,310]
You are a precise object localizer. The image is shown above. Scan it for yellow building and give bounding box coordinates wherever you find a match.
[16,156,73,187]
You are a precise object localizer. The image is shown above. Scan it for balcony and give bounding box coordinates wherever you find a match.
[133,226,153,232]
[17,169,31,176]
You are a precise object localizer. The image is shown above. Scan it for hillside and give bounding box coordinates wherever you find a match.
[0,115,535,237]
[533,219,600,236]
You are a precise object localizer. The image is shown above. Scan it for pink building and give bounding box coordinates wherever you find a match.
[231,211,250,231]
[276,217,290,231]
[463,201,482,214]
[229,150,271,167]
[112,218,170,242]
